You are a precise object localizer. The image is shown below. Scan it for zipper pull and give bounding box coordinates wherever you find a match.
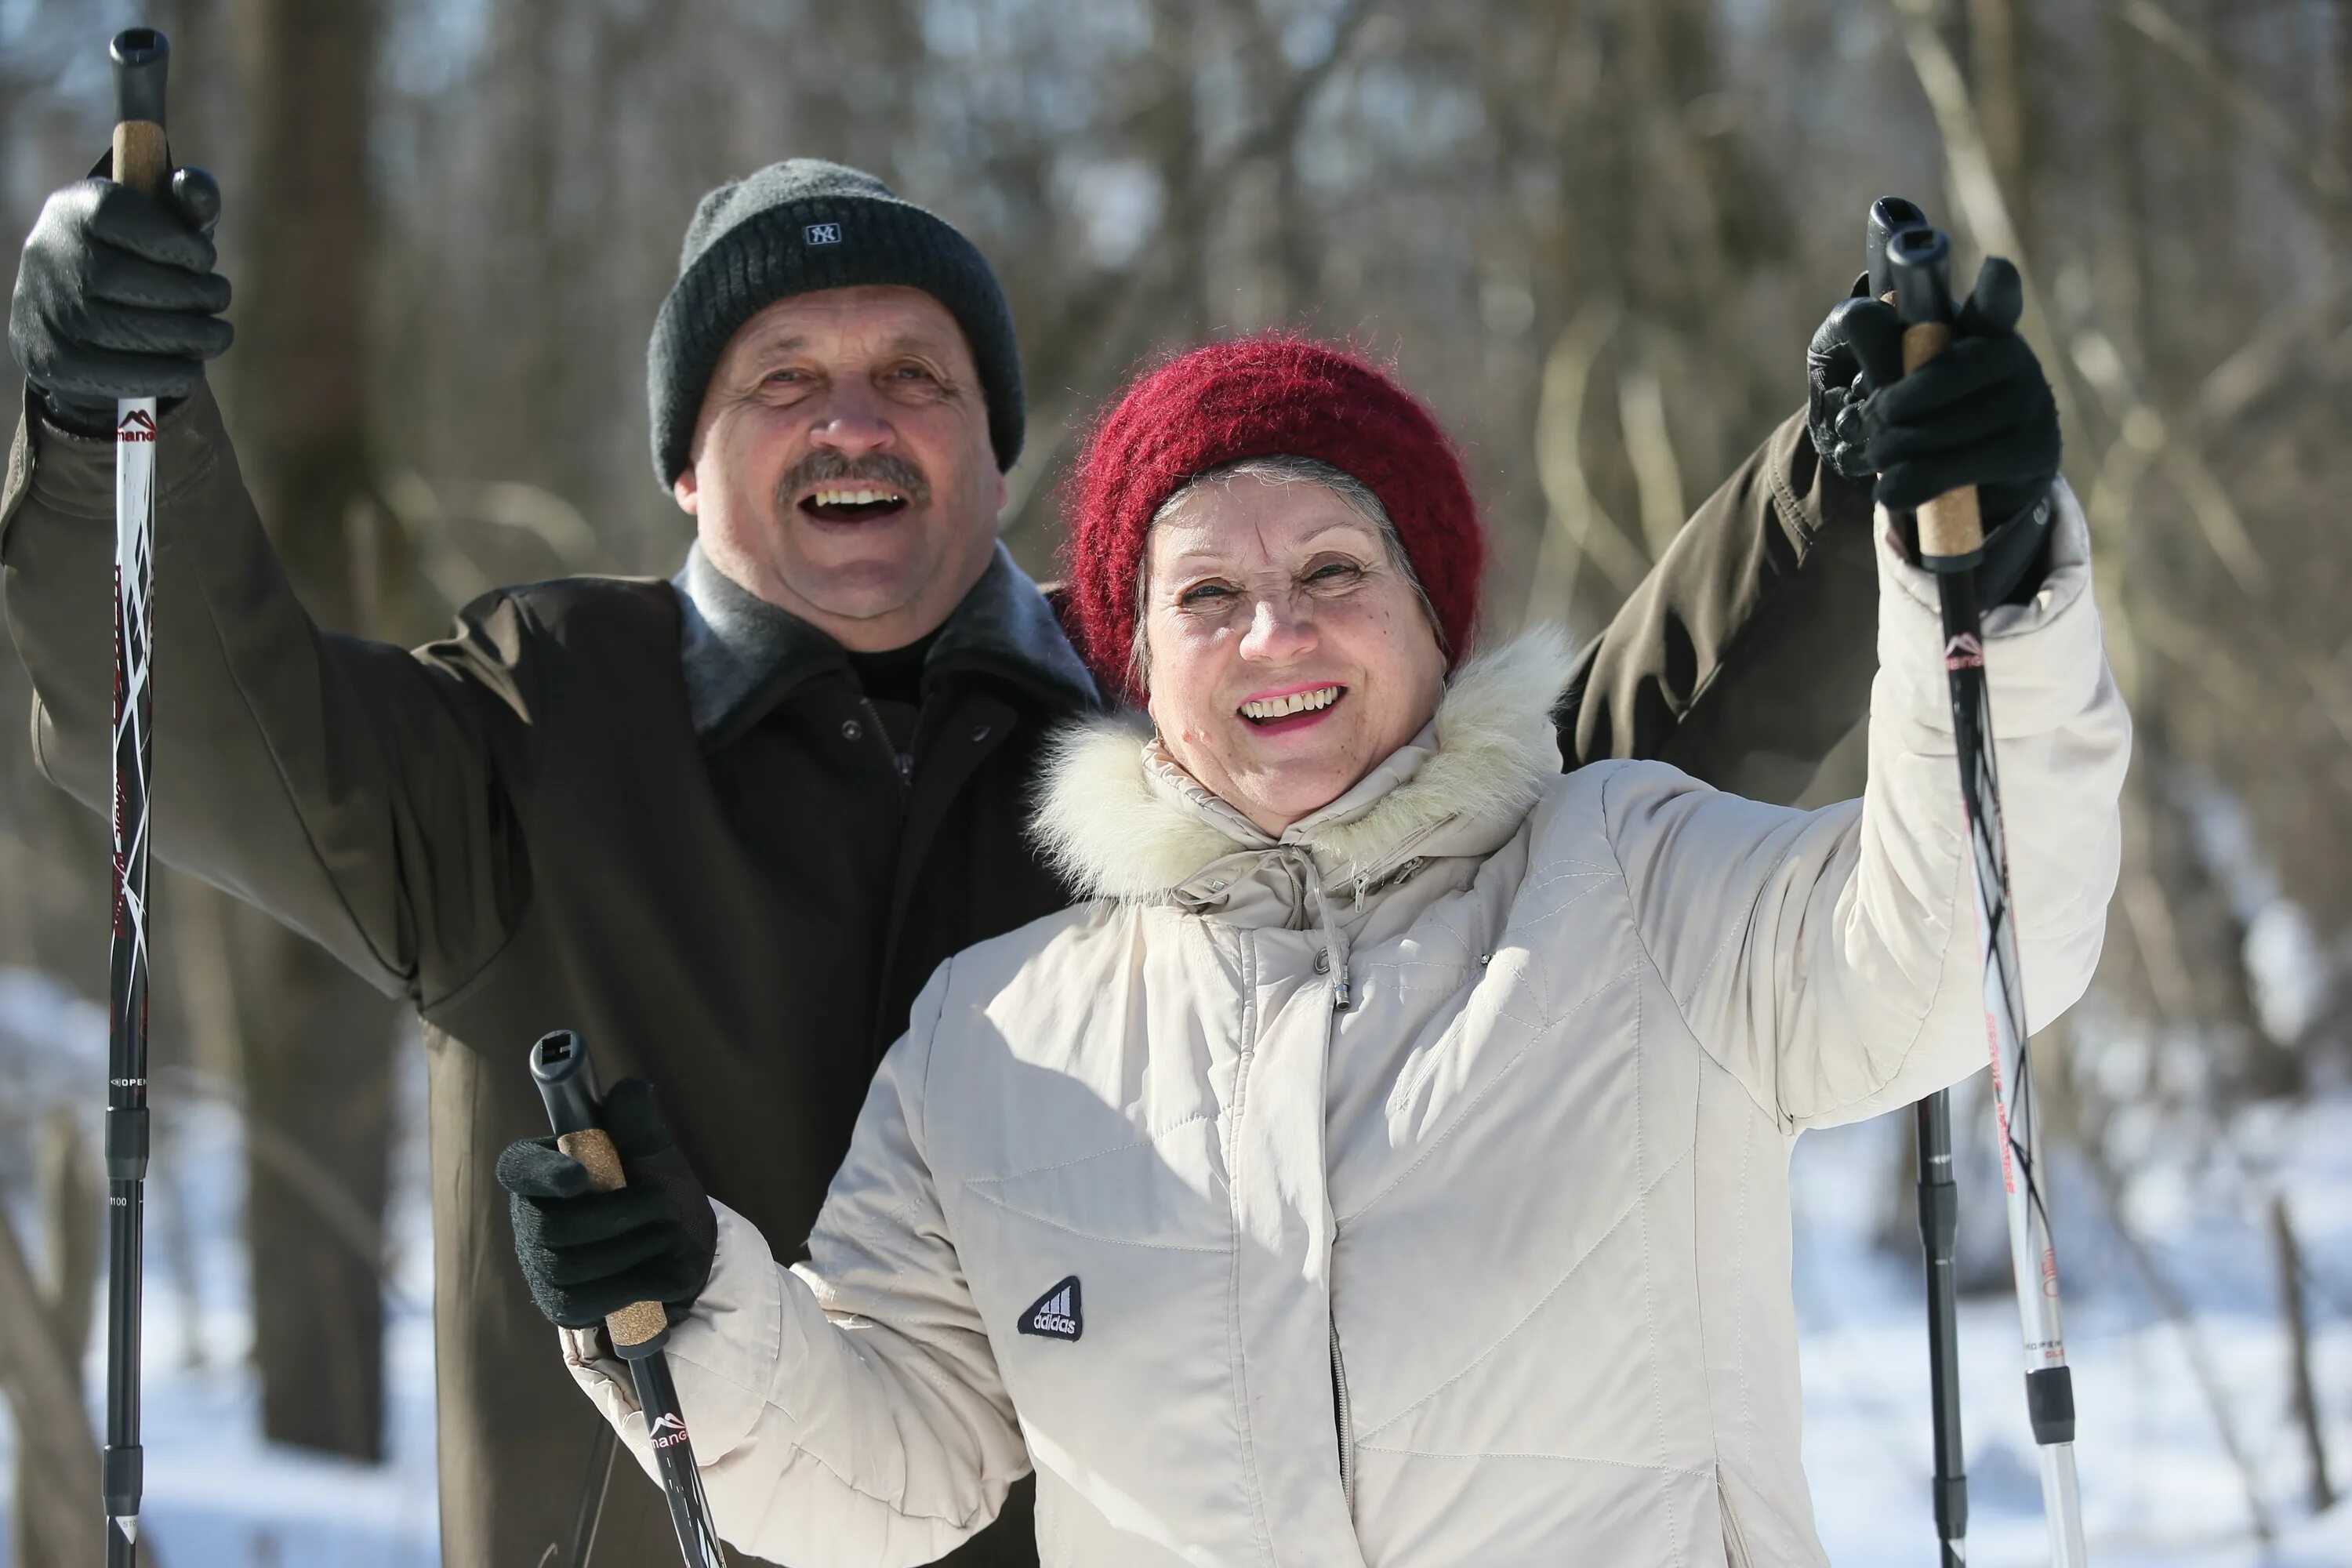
[851,694,912,793]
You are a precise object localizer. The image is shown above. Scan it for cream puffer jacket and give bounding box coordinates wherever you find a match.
[565,492,2129,1566]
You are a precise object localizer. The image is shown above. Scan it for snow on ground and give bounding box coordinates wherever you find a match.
[4,962,2350,1565]
[0,968,439,1568]
[1795,1103,2352,1567]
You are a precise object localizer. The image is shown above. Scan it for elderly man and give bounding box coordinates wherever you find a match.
[5,158,1885,1565]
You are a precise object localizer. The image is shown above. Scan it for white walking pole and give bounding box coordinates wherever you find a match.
[1888,222,2089,1568]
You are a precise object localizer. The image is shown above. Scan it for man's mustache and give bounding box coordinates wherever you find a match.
[776,451,932,509]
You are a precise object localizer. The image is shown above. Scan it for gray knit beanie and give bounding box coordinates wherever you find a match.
[648,159,1024,485]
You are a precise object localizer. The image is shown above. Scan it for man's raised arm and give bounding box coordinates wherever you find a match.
[1555,407,1880,805]
[5,172,533,1004]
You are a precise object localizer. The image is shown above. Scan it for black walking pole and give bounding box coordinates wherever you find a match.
[1886,224,2089,1567]
[530,1032,730,1568]
[1864,194,1969,1568]
[103,27,169,1566]
[1915,1089,1969,1567]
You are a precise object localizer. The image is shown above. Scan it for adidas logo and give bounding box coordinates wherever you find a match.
[1018,1276,1082,1341]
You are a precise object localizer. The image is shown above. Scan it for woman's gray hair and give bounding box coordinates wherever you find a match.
[1127,455,1445,695]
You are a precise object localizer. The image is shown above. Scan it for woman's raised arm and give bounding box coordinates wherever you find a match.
[1602,480,2126,1129]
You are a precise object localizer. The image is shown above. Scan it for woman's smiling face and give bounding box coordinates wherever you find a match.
[1141,469,1448,837]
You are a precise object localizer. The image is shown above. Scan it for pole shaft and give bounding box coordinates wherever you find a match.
[1917,1092,1968,1560]
[106,390,156,1567]
[1936,569,2089,1568]
[629,1355,730,1568]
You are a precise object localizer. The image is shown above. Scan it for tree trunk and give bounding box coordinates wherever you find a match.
[1967,0,2034,256]
[0,1223,105,1568]
[2270,1194,2334,1514]
[229,903,399,1461]
[1,1113,109,1568]
[224,0,400,1463]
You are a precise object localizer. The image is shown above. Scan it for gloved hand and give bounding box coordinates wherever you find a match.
[498,1077,718,1333]
[8,164,233,436]
[1806,256,2060,604]
[1805,270,1889,487]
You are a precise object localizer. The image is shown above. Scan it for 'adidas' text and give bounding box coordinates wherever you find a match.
[1018,1276,1083,1341]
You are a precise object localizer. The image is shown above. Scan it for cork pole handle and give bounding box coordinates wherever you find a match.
[110,29,170,197]
[1886,225,1984,562]
[1902,321,1984,558]
[531,1031,675,1355]
[556,1127,675,1351]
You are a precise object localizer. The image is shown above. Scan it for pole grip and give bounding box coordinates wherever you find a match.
[1901,322,1984,558]
[1886,226,1986,561]
[531,1030,671,1353]
[1865,196,1927,302]
[555,1128,677,1352]
[109,29,169,197]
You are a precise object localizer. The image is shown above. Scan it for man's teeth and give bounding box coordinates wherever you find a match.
[810,487,902,507]
[1240,686,1342,720]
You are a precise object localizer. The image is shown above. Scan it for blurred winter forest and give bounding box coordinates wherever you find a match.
[2,0,2350,1563]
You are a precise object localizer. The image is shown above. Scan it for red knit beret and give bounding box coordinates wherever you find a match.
[1063,334,1484,702]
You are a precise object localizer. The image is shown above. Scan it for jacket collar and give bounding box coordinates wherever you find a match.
[673,540,1100,745]
[1029,628,1573,902]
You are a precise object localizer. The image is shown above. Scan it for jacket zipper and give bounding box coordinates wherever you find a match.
[1330,1319,1355,1513]
[855,695,913,795]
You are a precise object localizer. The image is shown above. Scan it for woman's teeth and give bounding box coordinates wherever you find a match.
[1240,686,1343,721]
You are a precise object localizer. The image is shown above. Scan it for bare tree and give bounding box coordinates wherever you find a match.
[219,0,399,1462]
[4,1112,105,1568]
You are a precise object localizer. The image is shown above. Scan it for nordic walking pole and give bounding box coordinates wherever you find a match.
[1865,194,1969,1568]
[1887,223,2089,1568]
[530,1032,730,1568]
[1915,1089,1968,1567]
[103,27,169,1567]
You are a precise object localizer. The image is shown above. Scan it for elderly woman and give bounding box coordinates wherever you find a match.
[502,328,2126,1566]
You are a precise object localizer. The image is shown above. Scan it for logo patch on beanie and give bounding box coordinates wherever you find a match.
[804,222,843,246]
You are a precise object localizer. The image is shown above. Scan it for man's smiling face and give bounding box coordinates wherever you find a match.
[674,285,1007,652]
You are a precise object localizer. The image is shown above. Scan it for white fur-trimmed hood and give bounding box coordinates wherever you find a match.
[1029,627,1573,902]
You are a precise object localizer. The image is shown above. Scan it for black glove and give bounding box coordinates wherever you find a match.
[498,1077,718,1333]
[8,163,232,437]
[1807,256,2060,604]
[1806,270,1896,486]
